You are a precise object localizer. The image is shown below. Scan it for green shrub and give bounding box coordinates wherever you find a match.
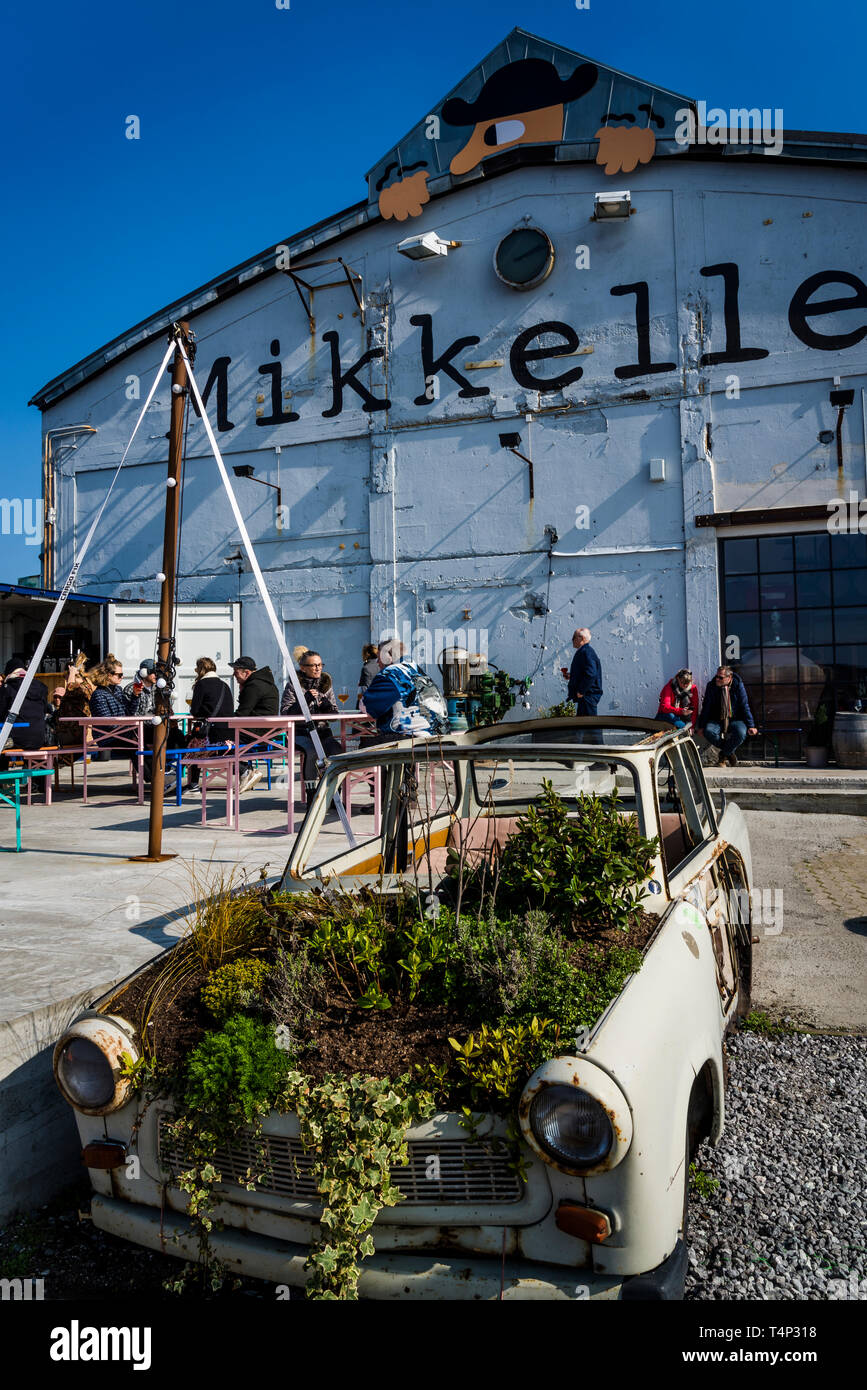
[200,957,273,1021]
[183,1014,293,1131]
[495,781,658,930]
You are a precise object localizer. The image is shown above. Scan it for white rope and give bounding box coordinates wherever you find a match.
[0,339,177,756]
[177,343,357,848]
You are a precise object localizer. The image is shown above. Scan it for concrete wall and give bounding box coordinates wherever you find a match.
[41,157,867,712]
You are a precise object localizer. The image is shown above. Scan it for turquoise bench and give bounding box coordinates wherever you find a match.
[0,768,55,852]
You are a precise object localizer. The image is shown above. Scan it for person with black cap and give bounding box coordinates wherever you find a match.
[230,656,279,792]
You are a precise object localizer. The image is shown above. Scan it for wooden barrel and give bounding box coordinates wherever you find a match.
[832,712,867,768]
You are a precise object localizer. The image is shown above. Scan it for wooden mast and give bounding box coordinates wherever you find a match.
[130,321,192,862]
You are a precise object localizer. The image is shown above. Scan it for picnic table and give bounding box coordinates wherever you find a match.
[0,768,55,852]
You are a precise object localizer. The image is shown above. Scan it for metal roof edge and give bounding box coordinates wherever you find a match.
[0,581,111,604]
[28,196,371,412]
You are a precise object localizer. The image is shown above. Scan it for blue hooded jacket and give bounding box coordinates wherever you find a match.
[362,661,438,736]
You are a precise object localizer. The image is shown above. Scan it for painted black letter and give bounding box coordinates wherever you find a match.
[699,263,769,365]
[788,270,867,351]
[510,320,584,392]
[610,283,676,380]
[256,339,300,426]
[190,355,234,431]
[321,330,391,417]
[410,314,488,405]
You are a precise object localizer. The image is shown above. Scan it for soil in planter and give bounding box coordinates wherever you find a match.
[99,905,661,1080]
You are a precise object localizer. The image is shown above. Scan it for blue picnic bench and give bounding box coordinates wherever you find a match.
[0,768,55,852]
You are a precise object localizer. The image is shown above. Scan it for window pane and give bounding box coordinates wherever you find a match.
[794,533,830,570]
[726,575,759,611]
[832,533,867,568]
[835,608,867,643]
[723,538,758,574]
[800,684,828,720]
[832,568,867,606]
[759,536,794,572]
[801,644,834,670]
[834,645,867,678]
[724,612,760,649]
[797,607,833,645]
[756,646,799,682]
[761,608,796,645]
[760,574,795,608]
[796,570,832,607]
[761,685,802,722]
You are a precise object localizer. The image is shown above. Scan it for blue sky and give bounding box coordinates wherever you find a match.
[2,0,864,582]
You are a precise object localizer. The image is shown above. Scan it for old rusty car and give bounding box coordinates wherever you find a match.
[53,717,752,1299]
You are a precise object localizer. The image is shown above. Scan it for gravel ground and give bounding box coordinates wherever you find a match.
[2,1032,863,1300]
[686,1032,867,1300]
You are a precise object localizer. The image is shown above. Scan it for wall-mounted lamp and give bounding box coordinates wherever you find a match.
[499,431,535,500]
[397,231,462,260]
[232,464,282,516]
[827,387,855,476]
[593,190,632,221]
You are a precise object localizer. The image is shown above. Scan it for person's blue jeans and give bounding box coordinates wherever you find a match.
[657,711,688,729]
[703,720,747,756]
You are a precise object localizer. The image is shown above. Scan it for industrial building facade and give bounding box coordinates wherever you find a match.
[30,30,867,751]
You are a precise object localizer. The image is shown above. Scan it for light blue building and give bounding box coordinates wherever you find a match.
[30,29,867,753]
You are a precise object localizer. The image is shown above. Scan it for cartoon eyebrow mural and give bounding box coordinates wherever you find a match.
[375,59,666,220]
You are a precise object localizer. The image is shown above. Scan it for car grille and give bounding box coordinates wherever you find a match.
[157,1116,523,1206]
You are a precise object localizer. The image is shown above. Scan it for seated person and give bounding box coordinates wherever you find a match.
[0,662,49,770]
[185,657,235,788]
[697,665,757,767]
[656,668,698,729]
[280,650,341,794]
[361,640,448,742]
[52,659,96,766]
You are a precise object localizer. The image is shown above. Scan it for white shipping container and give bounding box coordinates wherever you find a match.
[106,603,241,712]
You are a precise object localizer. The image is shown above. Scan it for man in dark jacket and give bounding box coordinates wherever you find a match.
[566,627,604,745]
[697,665,758,766]
[0,664,49,766]
[230,656,279,792]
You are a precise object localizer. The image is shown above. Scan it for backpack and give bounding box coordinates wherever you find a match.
[387,662,450,736]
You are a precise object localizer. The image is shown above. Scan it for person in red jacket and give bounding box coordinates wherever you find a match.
[656,668,698,730]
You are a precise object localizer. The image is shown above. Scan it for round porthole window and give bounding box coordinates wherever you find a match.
[494,227,555,290]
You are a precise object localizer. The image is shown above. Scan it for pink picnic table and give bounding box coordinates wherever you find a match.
[221,712,374,833]
[60,717,147,804]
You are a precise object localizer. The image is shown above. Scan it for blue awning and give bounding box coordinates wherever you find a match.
[0,582,110,604]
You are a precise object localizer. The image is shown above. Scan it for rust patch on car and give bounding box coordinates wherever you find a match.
[681,931,700,958]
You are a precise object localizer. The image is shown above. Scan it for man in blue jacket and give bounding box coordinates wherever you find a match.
[566,627,604,744]
[697,665,758,766]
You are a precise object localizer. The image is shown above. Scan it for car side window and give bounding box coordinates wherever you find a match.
[654,746,710,876]
[680,740,715,837]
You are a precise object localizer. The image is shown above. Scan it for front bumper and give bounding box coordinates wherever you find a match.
[91,1196,624,1300]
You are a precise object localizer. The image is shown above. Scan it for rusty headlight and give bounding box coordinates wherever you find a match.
[53,1015,139,1116]
[529,1085,613,1168]
[520,1059,633,1175]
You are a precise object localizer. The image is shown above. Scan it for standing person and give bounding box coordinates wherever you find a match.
[185,657,234,789]
[697,665,758,767]
[280,650,341,795]
[656,668,698,730]
[0,662,49,769]
[357,643,379,707]
[229,656,279,792]
[565,627,604,745]
[362,639,449,742]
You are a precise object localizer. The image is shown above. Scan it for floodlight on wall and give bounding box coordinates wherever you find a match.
[232,464,282,516]
[593,190,632,221]
[499,432,535,500]
[397,231,461,260]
